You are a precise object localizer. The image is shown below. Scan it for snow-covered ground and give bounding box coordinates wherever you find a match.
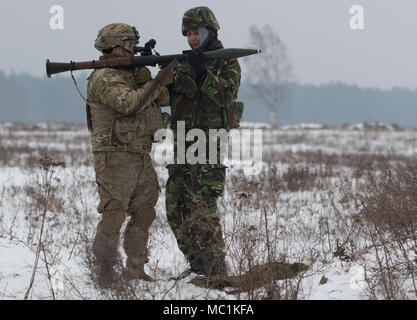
[0,122,416,300]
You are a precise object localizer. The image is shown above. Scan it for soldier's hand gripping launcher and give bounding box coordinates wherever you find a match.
[45,48,261,78]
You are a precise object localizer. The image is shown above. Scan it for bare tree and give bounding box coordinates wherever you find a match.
[243,24,293,126]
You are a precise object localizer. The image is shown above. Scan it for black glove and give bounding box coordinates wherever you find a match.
[186,48,207,82]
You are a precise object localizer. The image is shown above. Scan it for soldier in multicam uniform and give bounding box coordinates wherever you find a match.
[166,7,242,277]
[87,23,173,287]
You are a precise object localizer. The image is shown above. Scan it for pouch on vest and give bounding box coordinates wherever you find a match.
[114,116,145,144]
[142,103,169,135]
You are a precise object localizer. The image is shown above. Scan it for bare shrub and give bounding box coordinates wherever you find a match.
[220,164,327,299]
[358,164,417,299]
[24,152,65,300]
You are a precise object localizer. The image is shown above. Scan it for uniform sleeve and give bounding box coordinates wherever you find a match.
[94,69,164,115]
[199,58,241,106]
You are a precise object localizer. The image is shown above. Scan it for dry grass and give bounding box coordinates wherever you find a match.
[355,164,417,299]
[1,122,417,299]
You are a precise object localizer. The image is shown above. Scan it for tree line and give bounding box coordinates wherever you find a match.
[1,71,417,127]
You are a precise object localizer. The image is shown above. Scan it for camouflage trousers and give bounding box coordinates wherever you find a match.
[92,151,159,272]
[165,163,227,276]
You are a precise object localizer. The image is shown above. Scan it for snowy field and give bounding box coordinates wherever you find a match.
[1,121,416,300]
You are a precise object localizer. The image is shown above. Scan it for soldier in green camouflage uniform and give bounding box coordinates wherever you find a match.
[87,23,172,286]
[166,7,242,277]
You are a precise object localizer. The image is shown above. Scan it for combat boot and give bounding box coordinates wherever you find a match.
[125,257,155,282]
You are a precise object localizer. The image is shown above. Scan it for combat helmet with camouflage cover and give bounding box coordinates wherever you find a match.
[94,23,139,52]
[181,7,220,36]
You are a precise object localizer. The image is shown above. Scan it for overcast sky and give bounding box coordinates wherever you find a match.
[1,0,416,89]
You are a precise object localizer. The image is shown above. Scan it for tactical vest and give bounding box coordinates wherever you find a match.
[172,58,244,132]
[86,71,168,153]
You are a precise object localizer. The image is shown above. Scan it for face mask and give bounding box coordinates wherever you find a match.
[198,27,210,48]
